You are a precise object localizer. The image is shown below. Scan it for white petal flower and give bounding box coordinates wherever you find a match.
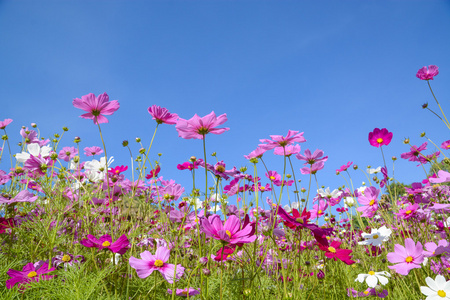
[358,225,392,246]
[367,167,382,174]
[355,271,390,288]
[420,275,450,300]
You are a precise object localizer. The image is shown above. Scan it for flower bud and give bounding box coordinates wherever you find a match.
[50,153,58,160]
[202,268,211,276]
[240,166,247,172]
[403,138,410,144]
[243,289,252,296]
[317,270,325,279]
[422,102,428,109]
[62,126,69,132]
[2,135,8,141]
[211,152,216,157]
[31,123,37,128]
[122,140,128,147]
[199,257,208,265]
[301,187,306,193]
[74,136,81,143]
[54,133,60,138]
[353,164,358,170]
[135,137,141,143]
[286,174,291,178]
[139,148,145,154]
[420,132,426,137]
[190,156,196,162]
[392,156,397,161]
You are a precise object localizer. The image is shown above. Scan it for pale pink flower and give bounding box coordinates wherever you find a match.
[259,130,306,150]
[84,146,103,157]
[0,118,12,129]
[72,92,120,124]
[175,111,229,139]
[387,238,424,275]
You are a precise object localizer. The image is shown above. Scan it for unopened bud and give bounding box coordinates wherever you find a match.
[62,127,69,132]
[202,268,211,276]
[190,156,196,162]
[422,102,428,109]
[139,148,145,154]
[50,153,58,160]
[420,132,426,137]
[122,140,128,147]
[135,137,141,143]
[31,123,37,128]
[403,138,410,144]
[240,166,247,172]
[353,165,358,170]
[74,136,81,143]
[392,156,397,161]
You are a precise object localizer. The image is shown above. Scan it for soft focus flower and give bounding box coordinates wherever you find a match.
[84,146,103,156]
[429,170,450,184]
[368,128,393,148]
[358,225,392,247]
[15,143,52,163]
[416,65,439,81]
[420,275,450,300]
[80,234,129,254]
[296,148,328,165]
[148,105,179,125]
[441,140,450,150]
[336,161,353,173]
[244,146,267,159]
[367,167,382,174]
[387,238,424,275]
[72,92,120,124]
[6,261,55,289]
[355,271,391,288]
[0,118,13,129]
[259,130,306,150]
[167,288,201,297]
[58,146,78,162]
[0,190,38,205]
[129,246,185,283]
[356,186,380,218]
[175,111,229,139]
[274,144,301,156]
[300,161,325,175]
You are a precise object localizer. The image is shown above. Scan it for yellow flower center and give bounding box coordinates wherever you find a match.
[318,210,322,214]
[405,256,413,263]
[447,145,450,149]
[62,254,71,262]
[215,165,225,173]
[328,246,336,253]
[438,290,446,297]
[260,186,265,191]
[226,230,232,238]
[269,176,275,180]
[363,291,369,295]
[406,210,412,214]
[27,271,37,278]
[102,241,111,247]
[154,259,164,267]
[194,218,199,223]
[182,291,189,295]
[373,234,379,239]
[295,217,304,224]
[369,200,375,206]
[376,138,383,144]
[368,271,375,276]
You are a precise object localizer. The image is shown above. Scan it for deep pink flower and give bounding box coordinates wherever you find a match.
[0,118,13,130]
[58,146,78,162]
[266,170,281,182]
[148,105,179,125]
[84,146,103,156]
[395,203,419,220]
[146,165,161,179]
[401,142,427,162]
[177,160,202,171]
[24,155,54,176]
[167,288,201,297]
[416,65,439,80]
[296,149,328,165]
[6,261,55,289]
[259,130,306,150]
[336,161,353,173]
[108,165,128,175]
[175,111,229,139]
[309,200,328,220]
[368,128,393,148]
[200,214,256,245]
[199,160,239,180]
[387,238,424,275]
[72,92,120,124]
[441,140,450,150]
[80,234,129,255]
[129,246,185,283]
[318,240,355,265]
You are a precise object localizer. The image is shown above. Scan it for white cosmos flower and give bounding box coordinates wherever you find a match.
[344,197,355,208]
[283,202,300,213]
[355,271,390,288]
[317,187,341,198]
[358,225,392,246]
[420,275,450,300]
[367,167,382,174]
[84,156,114,183]
[15,143,52,163]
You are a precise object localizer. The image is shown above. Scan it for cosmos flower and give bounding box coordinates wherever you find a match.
[401,142,427,162]
[416,65,439,81]
[387,238,424,275]
[420,275,450,300]
[318,240,355,265]
[147,105,179,125]
[52,252,85,270]
[15,143,52,164]
[441,140,450,150]
[274,144,301,156]
[355,271,391,288]
[167,288,201,297]
[368,128,393,148]
[0,190,38,205]
[80,234,129,255]
[175,111,229,139]
[72,92,120,124]
[358,225,392,247]
[244,146,267,159]
[336,161,353,173]
[356,186,380,218]
[129,246,185,283]
[6,261,55,289]
[200,214,256,245]
[58,146,78,162]
[84,146,103,156]
[296,148,328,165]
[0,118,13,129]
[259,130,306,150]
[429,170,450,184]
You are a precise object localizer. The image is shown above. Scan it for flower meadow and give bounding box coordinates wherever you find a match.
[0,66,450,300]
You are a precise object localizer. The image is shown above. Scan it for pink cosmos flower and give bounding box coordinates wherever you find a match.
[336,161,353,173]
[309,200,328,220]
[356,186,379,218]
[200,160,239,180]
[259,130,306,150]
[58,146,78,162]
[175,111,229,139]
[416,65,439,80]
[177,160,202,171]
[387,238,424,275]
[318,240,355,265]
[441,140,450,150]
[148,105,179,125]
[0,118,13,129]
[84,146,103,156]
[167,288,201,297]
[401,142,427,162]
[129,246,185,283]
[0,190,38,205]
[146,165,161,179]
[244,146,267,160]
[395,203,419,220]
[266,170,281,182]
[6,261,55,289]
[423,240,449,257]
[80,234,129,255]
[274,144,301,156]
[108,165,128,175]
[429,170,450,184]
[368,128,393,148]
[20,127,39,144]
[296,149,328,165]
[200,214,256,245]
[72,92,120,124]
[24,155,54,176]
[300,161,325,175]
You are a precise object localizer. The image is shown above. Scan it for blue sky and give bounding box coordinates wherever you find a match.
[1,1,450,209]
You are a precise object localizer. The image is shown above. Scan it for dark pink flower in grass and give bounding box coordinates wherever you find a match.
[441,140,450,150]
[416,65,439,80]
[58,146,78,162]
[108,165,128,175]
[368,128,393,148]
[167,288,200,297]
[274,144,301,156]
[175,111,229,139]
[356,186,380,218]
[146,165,161,179]
[201,214,256,245]
[336,161,353,173]
[300,161,325,175]
[72,92,120,124]
[129,247,185,283]
[6,261,55,289]
[401,142,427,162]
[0,118,12,129]
[177,159,203,171]
[84,146,103,156]
[387,238,424,275]
[296,149,328,165]
[318,240,355,265]
[395,203,420,220]
[148,105,179,125]
[80,234,129,255]
[259,130,306,150]
[0,190,38,205]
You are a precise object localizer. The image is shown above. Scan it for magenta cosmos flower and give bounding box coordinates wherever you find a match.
[387,238,424,275]
[401,142,427,162]
[58,146,78,162]
[72,92,120,124]
[6,261,55,289]
[148,105,179,125]
[416,65,439,80]
[356,186,380,218]
[318,240,355,265]
[368,128,393,148]
[296,149,328,165]
[167,288,200,297]
[0,118,13,130]
[129,246,185,283]
[259,130,306,150]
[175,111,229,139]
[80,234,129,254]
[201,214,256,245]
[336,161,353,173]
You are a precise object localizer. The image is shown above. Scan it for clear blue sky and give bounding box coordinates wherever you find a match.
[1,1,449,208]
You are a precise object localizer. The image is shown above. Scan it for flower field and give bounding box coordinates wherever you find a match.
[0,65,449,299]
